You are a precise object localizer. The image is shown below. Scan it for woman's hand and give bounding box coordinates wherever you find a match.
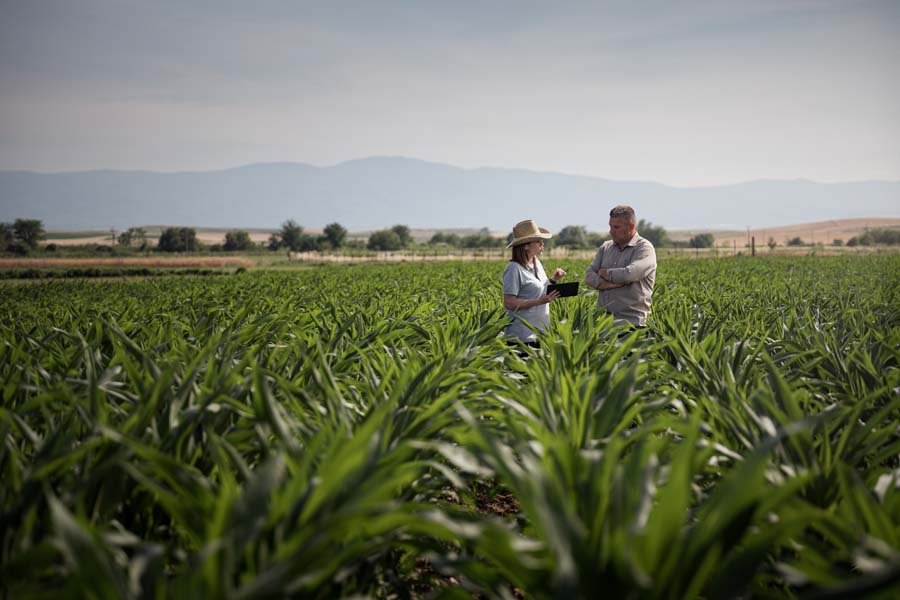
[540,290,561,304]
[551,267,566,282]
[503,290,560,310]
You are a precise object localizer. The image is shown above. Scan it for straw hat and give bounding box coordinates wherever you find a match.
[506,219,553,248]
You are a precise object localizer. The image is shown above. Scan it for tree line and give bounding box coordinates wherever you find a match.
[2,218,707,254]
[42,217,899,256]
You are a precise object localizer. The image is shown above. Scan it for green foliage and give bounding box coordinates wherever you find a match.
[116,227,147,248]
[428,229,503,248]
[391,224,412,247]
[429,231,461,245]
[278,219,304,250]
[2,218,46,252]
[689,233,715,248]
[2,256,900,598]
[223,229,253,251]
[461,229,504,248]
[586,231,609,247]
[157,227,199,252]
[323,222,347,248]
[787,236,805,246]
[13,218,46,249]
[848,228,900,246]
[0,222,13,251]
[271,220,321,252]
[638,218,670,247]
[556,225,588,247]
[367,229,403,250]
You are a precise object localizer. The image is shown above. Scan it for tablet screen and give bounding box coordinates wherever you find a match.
[547,282,579,297]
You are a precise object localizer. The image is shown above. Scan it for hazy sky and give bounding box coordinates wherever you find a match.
[1,0,898,186]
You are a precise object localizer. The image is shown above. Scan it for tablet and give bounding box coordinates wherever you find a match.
[547,282,579,297]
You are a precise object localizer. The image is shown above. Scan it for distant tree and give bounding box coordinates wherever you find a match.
[280,220,304,251]
[637,219,669,247]
[157,227,199,252]
[296,234,322,251]
[458,228,503,248]
[368,229,403,251]
[117,227,147,247]
[223,229,253,251]
[556,225,588,248]
[832,239,844,247]
[878,229,900,244]
[391,224,412,247]
[0,222,13,251]
[846,237,858,247]
[787,236,805,247]
[429,232,461,246]
[689,233,715,248]
[850,228,900,246]
[461,235,484,248]
[267,232,282,251]
[586,232,608,247]
[13,218,46,249]
[767,237,777,250]
[323,222,348,248]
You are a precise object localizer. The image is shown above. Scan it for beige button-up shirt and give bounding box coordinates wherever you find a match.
[584,233,657,326]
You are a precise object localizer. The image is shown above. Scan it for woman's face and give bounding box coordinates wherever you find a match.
[526,239,544,256]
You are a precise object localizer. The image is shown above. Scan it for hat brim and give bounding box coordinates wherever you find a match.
[506,228,552,248]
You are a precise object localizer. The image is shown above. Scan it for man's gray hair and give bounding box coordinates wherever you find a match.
[609,205,636,224]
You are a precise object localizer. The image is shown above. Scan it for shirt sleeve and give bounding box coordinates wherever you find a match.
[606,241,656,283]
[584,247,605,289]
[502,263,520,296]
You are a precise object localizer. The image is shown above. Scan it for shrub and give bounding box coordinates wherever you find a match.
[157,227,199,252]
[368,229,403,251]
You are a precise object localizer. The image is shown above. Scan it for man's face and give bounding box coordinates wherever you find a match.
[609,217,635,246]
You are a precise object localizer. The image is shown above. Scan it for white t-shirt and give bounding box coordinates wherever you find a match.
[502,259,550,342]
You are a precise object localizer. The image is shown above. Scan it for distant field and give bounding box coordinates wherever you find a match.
[668,217,900,248]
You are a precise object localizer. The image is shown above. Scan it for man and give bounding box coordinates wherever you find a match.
[584,205,657,327]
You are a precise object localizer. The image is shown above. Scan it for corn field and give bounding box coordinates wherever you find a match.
[1,255,899,599]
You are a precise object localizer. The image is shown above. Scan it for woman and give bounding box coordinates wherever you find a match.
[502,219,567,346]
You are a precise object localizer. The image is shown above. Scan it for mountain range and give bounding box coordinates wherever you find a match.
[1,157,898,231]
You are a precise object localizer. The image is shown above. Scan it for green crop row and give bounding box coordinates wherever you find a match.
[1,256,898,598]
